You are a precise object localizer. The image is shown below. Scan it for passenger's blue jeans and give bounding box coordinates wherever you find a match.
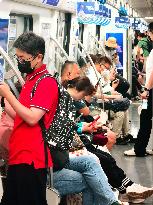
[53,168,94,205]
[53,155,117,205]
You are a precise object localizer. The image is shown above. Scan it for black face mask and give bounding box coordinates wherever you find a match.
[17,60,35,74]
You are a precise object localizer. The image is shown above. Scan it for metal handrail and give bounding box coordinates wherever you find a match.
[0,47,24,86]
[89,33,109,57]
[49,36,70,61]
[74,37,105,109]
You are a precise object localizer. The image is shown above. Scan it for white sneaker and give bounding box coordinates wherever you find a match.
[124,148,136,156]
[146,149,153,155]
[124,148,150,156]
[118,200,129,205]
[119,193,145,204]
[126,183,153,200]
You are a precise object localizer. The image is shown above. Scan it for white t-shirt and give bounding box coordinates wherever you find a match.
[146,49,153,82]
[86,66,113,93]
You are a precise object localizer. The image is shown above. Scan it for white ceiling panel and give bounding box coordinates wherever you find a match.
[129,0,153,19]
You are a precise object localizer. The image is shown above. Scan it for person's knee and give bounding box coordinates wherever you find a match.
[53,169,87,195]
[106,130,116,150]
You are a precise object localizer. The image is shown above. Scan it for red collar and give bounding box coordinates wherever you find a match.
[26,64,47,81]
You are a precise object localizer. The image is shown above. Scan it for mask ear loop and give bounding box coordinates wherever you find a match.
[31,55,39,70]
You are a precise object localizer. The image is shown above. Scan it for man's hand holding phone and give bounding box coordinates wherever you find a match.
[112,79,119,89]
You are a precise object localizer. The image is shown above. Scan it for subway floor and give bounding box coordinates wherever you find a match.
[0,103,153,204]
[111,103,153,205]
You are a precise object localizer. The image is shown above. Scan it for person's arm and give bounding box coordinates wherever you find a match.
[141,68,153,99]
[3,88,45,126]
[137,41,143,60]
[145,68,153,90]
[0,79,57,126]
[4,98,16,119]
[78,106,90,116]
[137,46,141,60]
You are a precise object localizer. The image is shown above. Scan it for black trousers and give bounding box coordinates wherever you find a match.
[134,89,153,156]
[80,135,133,193]
[132,75,142,97]
[1,164,48,205]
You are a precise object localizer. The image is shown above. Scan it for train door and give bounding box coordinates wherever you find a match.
[78,23,84,49]
[8,13,33,59]
[6,14,33,73]
[96,25,100,41]
[76,23,84,60]
[63,13,71,55]
[52,12,68,74]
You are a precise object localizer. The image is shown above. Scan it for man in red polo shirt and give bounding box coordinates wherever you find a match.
[0,32,58,205]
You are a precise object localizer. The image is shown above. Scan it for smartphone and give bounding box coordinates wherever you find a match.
[0,63,4,82]
[95,78,101,88]
[89,116,100,127]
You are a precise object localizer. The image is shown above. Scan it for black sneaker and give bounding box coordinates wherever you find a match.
[116,138,128,145]
[124,134,136,143]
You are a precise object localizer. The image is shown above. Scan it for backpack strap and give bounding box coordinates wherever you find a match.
[39,118,49,168]
[31,73,55,168]
[31,73,54,99]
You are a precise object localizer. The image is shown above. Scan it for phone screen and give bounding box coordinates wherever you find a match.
[89,116,100,127]
[95,78,101,88]
[0,63,4,82]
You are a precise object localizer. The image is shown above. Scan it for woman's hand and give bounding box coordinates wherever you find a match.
[0,82,11,98]
[82,122,97,133]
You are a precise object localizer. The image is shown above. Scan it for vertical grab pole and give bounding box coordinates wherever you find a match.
[74,37,105,110]
[89,33,109,57]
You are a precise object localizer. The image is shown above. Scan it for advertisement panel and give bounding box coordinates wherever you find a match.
[106,33,124,75]
[77,2,111,26]
[0,18,9,68]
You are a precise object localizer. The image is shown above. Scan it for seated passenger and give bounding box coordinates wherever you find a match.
[58,62,153,204]
[55,76,122,205]
[85,54,134,144]
[63,77,116,151]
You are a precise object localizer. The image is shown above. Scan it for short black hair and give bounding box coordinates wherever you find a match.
[13,32,45,57]
[137,32,145,38]
[61,60,77,76]
[148,22,153,33]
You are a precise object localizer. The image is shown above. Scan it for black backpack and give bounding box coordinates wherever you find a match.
[31,73,77,151]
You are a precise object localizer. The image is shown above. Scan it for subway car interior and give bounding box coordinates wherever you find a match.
[0,0,153,205]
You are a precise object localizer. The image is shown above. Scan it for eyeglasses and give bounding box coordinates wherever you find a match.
[14,54,36,64]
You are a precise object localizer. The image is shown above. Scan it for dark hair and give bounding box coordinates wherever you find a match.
[61,60,77,76]
[13,32,45,57]
[78,58,86,68]
[137,32,145,38]
[99,56,112,65]
[96,54,103,59]
[62,76,96,96]
[89,54,99,64]
[148,22,153,33]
